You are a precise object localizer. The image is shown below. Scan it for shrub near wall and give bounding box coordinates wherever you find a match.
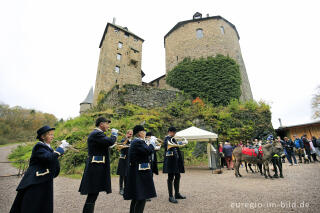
[166,55,242,106]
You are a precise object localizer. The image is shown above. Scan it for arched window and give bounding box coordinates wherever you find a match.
[196,28,203,39]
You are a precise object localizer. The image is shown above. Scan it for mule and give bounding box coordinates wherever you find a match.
[233,142,283,178]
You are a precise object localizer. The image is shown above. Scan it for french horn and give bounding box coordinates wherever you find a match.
[167,137,188,149]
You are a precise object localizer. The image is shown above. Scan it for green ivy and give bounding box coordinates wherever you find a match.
[166,55,242,106]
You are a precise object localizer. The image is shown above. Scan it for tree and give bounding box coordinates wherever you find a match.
[312,85,320,119]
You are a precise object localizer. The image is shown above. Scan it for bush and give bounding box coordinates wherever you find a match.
[166,55,242,106]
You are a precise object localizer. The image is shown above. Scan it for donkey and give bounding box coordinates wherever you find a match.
[233,142,283,178]
[245,162,263,175]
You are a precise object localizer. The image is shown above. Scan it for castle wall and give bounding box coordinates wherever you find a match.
[93,24,143,105]
[101,84,183,108]
[165,18,253,101]
[147,75,179,91]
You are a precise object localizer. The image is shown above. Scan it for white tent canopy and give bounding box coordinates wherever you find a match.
[174,126,218,169]
[175,126,218,141]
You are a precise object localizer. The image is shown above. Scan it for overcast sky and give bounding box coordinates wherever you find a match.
[1,0,319,129]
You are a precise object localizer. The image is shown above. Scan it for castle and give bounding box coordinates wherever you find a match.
[80,12,253,113]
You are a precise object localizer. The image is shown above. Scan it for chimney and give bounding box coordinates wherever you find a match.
[278,118,283,127]
[112,17,116,24]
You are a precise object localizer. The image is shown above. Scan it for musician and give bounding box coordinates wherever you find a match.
[163,127,186,204]
[146,132,159,176]
[116,130,133,195]
[10,125,69,213]
[79,117,118,213]
[124,125,157,213]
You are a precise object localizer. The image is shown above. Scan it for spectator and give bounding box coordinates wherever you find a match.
[284,137,298,165]
[294,135,304,163]
[310,137,318,162]
[302,135,312,163]
[278,136,286,163]
[314,137,320,157]
[219,142,226,168]
[222,142,234,170]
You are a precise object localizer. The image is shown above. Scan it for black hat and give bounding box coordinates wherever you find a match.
[95,117,111,127]
[133,125,145,136]
[146,132,152,137]
[36,125,55,139]
[168,126,177,132]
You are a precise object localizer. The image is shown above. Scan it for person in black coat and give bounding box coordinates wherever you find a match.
[79,117,118,213]
[116,130,133,195]
[123,125,157,213]
[163,126,186,204]
[145,132,160,176]
[10,125,69,213]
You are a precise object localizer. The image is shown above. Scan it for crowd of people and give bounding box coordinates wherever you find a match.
[219,134,320,172]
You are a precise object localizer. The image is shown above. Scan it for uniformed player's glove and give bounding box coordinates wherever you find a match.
[59,140,70,152]
[149,138,157,148]
[111,128,118,137]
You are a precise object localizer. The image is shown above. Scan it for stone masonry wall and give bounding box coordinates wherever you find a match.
[101,84,184,108]
[165,17,253,101]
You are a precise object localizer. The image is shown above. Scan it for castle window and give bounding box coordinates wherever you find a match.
[134,38,138,42]
[125,32,129,38]
[176,56,178,61]
[117,53,121,61]
[130,59,138,68]
[220,26,225,35]
[131,47,139,53]
[114,29,119,33]
[118,42,123,49]
[196,28,203,39]
[115,66,120,73]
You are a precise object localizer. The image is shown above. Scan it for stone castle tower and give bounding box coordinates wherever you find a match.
[163,12,253,101]
[93,21,144,105]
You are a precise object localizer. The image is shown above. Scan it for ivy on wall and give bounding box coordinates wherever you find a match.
[166,54,242,106]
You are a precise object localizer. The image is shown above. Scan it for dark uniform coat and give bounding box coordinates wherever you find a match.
[10,142,61,213]
[163,136,185,174]
[116,138,130,176]
[79,129,116,195]
[123,138,157,200]
[150,150,159,175]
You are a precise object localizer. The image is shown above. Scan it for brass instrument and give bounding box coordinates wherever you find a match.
[55,141,80,152]
[167,137,188,149]
[115,137,131,151]
[115,143,130,151]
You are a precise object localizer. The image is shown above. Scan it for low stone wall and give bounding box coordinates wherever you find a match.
[101,84,185,108]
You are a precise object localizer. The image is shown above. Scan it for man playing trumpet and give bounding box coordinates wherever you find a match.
[163,127,188,204]
[116,130,133,195]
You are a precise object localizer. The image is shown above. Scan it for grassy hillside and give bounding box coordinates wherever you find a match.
[9,99,274,177]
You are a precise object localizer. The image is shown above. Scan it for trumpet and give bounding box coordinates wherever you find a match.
[167,137,188,149]
[115,143,130,151]
[146,136,162,150]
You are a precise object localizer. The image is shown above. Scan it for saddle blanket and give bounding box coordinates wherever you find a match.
[241,146,263,157]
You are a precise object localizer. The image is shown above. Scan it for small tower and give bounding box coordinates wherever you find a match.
[80,87,94,114]
[93,21,144,105]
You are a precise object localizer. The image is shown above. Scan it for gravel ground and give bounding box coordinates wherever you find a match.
[1,145,320,213]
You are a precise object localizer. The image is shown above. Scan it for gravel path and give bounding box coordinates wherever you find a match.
[1,145,320,213]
